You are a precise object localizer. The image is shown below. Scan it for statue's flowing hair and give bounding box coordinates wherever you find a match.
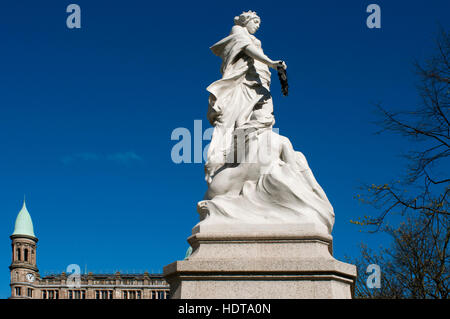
[234,10,259,27]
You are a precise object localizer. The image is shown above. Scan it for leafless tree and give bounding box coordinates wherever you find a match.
[351,214,449,298]
[351,29,449,299]
[353,29,449,230]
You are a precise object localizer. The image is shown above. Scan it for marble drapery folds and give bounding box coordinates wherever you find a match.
[201,24,335,235]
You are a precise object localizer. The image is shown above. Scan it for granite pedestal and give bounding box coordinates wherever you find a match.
[163,224,356,299]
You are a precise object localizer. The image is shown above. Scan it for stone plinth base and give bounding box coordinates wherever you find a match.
[163,224,356,299]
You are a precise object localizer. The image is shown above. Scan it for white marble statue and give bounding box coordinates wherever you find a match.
[205,10,286,181]
[199,11,335,235]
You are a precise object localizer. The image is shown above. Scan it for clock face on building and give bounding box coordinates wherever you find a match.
[26,273,35,283]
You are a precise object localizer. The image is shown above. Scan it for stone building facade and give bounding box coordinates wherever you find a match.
[9,201,170,299]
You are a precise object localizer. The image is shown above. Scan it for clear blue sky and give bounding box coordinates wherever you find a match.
[0,0,448,298]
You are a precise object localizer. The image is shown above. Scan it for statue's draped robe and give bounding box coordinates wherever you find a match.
[206,27,273,175]
[201,26,335,235]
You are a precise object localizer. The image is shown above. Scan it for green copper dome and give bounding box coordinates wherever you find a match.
[12,200,36,238]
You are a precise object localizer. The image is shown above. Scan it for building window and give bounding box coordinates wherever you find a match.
[122,290,139,299]
[95,290,112,299]
[24,249,29,262]
[27,288,33,298]
[69,290,85,300]
[151,290,156,299]
[157,291,164,299]
[15,287,21,296]
[42,290,59,299]
[16,248,21,261]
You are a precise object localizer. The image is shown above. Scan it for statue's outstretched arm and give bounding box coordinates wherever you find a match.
[244,45,286,70]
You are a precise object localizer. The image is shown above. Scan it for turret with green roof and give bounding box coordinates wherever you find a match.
[12,200,36,238]
[10,199,39,299]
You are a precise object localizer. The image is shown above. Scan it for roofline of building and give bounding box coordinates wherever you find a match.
[41,273,166,279]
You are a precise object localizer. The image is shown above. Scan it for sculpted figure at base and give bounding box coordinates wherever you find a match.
[200,11,334,235]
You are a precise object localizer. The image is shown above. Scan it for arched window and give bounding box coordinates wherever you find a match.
[16,248,21,261]
[24,249,29,262]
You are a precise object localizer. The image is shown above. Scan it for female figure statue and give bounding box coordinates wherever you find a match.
[205,10,286,183]
[199,11,335,235]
